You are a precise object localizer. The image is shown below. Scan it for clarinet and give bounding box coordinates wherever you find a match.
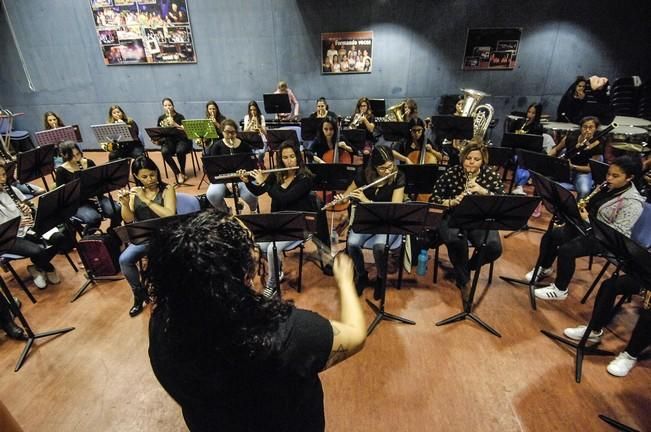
[3,184,35,232]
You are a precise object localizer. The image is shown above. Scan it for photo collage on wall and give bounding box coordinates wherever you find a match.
[462,28,522,71]
[90,0,196,65]
[321,31,373,74]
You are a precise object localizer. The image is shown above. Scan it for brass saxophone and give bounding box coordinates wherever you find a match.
[577,181,608,211]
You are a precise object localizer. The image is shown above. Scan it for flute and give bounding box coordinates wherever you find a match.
[214,166,298,181]
[321,171,397,210]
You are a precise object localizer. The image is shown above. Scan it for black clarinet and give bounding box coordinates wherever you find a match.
[3,184,35,230]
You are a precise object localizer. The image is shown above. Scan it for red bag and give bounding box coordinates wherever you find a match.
[77,230,122,276]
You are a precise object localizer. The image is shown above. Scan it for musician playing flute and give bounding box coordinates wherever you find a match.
[429,142,504,301]
[205,119,259,214]
[0,163,63,290]
[239,141,330,298]
[337,145,405,298]
[528,155,645,301]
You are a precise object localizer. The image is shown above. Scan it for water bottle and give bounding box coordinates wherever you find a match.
[417,249,428,276]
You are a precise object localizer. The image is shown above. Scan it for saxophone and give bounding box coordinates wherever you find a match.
[577,181,608,211]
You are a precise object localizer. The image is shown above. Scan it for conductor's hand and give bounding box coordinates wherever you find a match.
[333,253,354,286]
[236,169,249,183]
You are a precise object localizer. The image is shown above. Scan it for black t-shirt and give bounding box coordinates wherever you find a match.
[246,173,317,212]
[149,307,333,432]
[55,159,97,186]
[205,139,253,156]
[353,167,405,202]
[566,135,604,166]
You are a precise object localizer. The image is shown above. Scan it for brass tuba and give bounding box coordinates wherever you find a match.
[460,88,494,141]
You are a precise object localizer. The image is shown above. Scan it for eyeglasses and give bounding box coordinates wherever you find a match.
[411,128,424,133]
[223,129,237,135]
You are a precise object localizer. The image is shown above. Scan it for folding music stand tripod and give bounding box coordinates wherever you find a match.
[377,122,410,142]
[500,171,588,310]
[16,144,56,191]
[398,164,446,198]
[237,212,316,299]
[307,163,358,205]
[0,216,75,371]
[202,153,258,215]
[90,123,132,155]
[436,195,540,337]
[263,93,291,117]
[540,218,651,383]
[34,125,78,148]
[74,158,130,213]
[182,119,219,148]
[300,118,322,141]
[350,202,430,335]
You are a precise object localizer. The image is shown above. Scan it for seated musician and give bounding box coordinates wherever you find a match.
[243,100,268,135]
[0,294,26,340]
[391,117,442,164]
[105,105,145,161]
[0,163,63,289]
[55,141,121,232]
[198,100,225,152]
[548,116,603,199]
[146,213,366,432]
[117,156,176,317]
[350,97,376,157]
[429,142,504,300]
[562,274,651,377]
[510,103,543,196]
[556,76,587,123]
[43,111,65,130]
[205,119,258,213]
[403,98,419,123]
[155,98,192,185]
[309,97,338,122]
[309,118,353,164]
[338,145,405,298]
[528,156,645,301]
[239,141,330,297]
[274,81,300,121]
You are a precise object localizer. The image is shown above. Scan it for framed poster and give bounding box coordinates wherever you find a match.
[321,31,373,74]
[90,0,197,65]
[462,28,521,71]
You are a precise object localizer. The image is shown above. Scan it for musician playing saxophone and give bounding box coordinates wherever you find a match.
[429,142,504,302]
[548,116,603,199]
[0,163,64,290]
[335,146,405,298]
[239,141,331,297]
[528,155,645,301]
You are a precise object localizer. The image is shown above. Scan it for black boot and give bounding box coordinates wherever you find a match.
[373,277,385,301]
[129,289,147,317]
[1,303,27,340]
[355,272,369,297]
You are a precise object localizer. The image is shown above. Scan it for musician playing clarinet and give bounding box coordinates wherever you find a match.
[429,142,504,302]
[527,155,645,301]
[205,119,258,213]
[337,145,405,298]
[239,141,330,297]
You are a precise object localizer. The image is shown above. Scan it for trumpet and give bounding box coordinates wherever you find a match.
[321,171,398,210]
[214,166,298,182]
[349,113,363,128]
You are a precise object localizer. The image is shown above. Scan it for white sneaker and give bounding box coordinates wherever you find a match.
[607,352,637,377]
[27,265,47,290]
[525,267,553,283]
[563,325,603,343]
[46,269,61,284]
[512,185,526,195]
[534,283,568,300]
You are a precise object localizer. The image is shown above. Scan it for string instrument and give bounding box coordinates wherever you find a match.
[561,122,617,160]
[321,117,353,212]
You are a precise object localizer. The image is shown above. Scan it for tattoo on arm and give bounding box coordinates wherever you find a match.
[325,344,348,368]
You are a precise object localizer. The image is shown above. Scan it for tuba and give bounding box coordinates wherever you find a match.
[386,101,407,122]
[460,88,494,141]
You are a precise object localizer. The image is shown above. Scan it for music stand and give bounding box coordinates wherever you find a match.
[90,123,133,154]
[341,129,367,155]
[351,202,430,335]
[145,126,186,144]
[589,159,609,185]
[377,122,410,142]
[265,129,299,152]
[16,144,56,191]
[114,213,195,246]
[203,154,258,215]
[236,132,265,150]
[0,216,75,371]
[517,149,571,183]
[300,118,323,141]
[598,415,641,432]
[436,195,540,337]
[74,159,130,214]
[182,119,219,149]
[237,212,316,299]
[540,218,651,383]
[501,133,544,153]
[263,93,291,116]
[34,126,77,147]
[368,99,386,118]
[32,179,81,237]
[398,164,446,196]
[431,115,474,140]
[500,171,587,309]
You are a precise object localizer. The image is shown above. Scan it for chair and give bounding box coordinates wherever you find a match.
[281,236,314,293]
[0,254,38,304]
[361,233,408,289]
[161,147,200,179]
[176,192,201,214]
[432,239,494,285]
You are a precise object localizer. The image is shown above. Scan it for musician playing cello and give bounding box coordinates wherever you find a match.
[391,117,442,165]
[429,142,504,302]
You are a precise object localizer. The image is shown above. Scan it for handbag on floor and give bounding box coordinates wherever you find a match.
[76,229,122,276]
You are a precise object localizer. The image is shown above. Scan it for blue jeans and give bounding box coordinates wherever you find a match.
[258,240,301,288]
[75,197,121,230]
[347,231,399,280]
[206,182,258,213]
[560,172,593,199]
[119,242,149,297]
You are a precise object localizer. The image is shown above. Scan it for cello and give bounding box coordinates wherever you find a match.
[406,122,438,201]
[321,117,353,212]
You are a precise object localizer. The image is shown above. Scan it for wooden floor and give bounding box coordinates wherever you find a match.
[0,152,649,432]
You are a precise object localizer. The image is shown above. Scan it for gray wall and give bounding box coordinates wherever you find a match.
[1,0,650,147]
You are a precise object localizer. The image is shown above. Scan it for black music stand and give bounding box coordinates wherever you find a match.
[502,132,544,153]
[263,93,291,117]
[32,179,81,237]
[74,159,130,215]
[90,123,133,154]
[436,195,540,337]
[518,149,571,183]
[341,129,367,155]
[115,213,195,246]
[378,122,410,142]
[237,212,316,299]
[300,118,323,141]
[0,217,75,371]
[500,171,587,309]
[398,164,446,197]
[598,414,641,432]
[16,144,56,191]
[266,129,299,152]
[236,132,265,150]
[145,126,186,144]
[589,159,609,185]
[308,163,358,202]
[368,99,386,118]
[431,115,474,140]
[203,154,258,215]
[540,218,651,383]
[350,202,429,335]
